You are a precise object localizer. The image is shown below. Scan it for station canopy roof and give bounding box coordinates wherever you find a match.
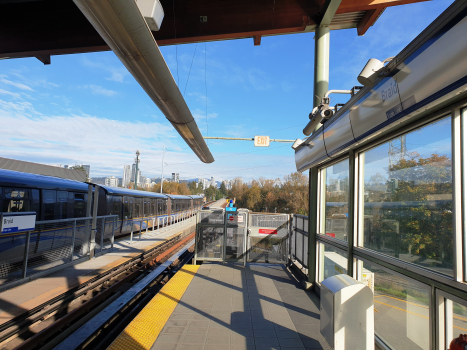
[1,0,427,62]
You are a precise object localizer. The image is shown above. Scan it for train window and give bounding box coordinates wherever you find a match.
[123,196,133,219]
[144,199,149,217]
[73,193,86,218]
[111,196,122,219]
[43,190,56,220]
[135,198,142,218]
[151,199,156,216]
[157,200,162,214]
[321,159,349,243]
[359,116,453,276]
[163,201,167,214]
[3,188,32,213]
[57,191,68,219]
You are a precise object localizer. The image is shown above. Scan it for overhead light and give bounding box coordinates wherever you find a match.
[358,57,394,87]
[72,0,214,163]
[291,138,305,150]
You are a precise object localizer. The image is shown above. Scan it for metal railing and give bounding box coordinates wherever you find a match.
[0,215,117,288]
[290,214,309,269]
[248,213,290,264]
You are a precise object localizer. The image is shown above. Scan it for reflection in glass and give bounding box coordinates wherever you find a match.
[446,299,467,347]
[318,244,348,282]
[359,260,430,350]
[361,117,453,276]
[323,160,349,241]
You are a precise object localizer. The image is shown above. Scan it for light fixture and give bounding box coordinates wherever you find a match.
[357,57,394,87]
[291,138,305,150]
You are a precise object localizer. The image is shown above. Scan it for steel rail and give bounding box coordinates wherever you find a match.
[0,229,193,347]
[53,239,195,350]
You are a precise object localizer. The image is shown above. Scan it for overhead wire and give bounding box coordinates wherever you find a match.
[183,43,198,96]
[173,0,179,86]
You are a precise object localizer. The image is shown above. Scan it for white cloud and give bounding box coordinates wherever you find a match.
[82,57,130,83]
[0,77,34,91]
[0,89,21,99]
[88,85,117,96]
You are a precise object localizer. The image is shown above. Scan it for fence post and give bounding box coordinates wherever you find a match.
[70,220,77,262]
[146,219,149,234]
[152,218,155,232]
[100,218,105,252]
[111,217,115,249]
[139,220,143,241]
[22,231,31,279]
[130,221,134,243]
[89,185,99,259]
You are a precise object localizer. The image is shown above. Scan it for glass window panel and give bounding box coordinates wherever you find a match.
[318,243,348,283]
[322,159,349,242]
[360,117,453,276]
[447,299,467,347]
[358,260,430,350]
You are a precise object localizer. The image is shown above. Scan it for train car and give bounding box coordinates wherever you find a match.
[0,169,91,273]
[97,186,169,237]
[0,170,206,276]
[166,194,193,223]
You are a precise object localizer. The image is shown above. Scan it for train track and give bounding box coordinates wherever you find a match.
[0,229,195,350]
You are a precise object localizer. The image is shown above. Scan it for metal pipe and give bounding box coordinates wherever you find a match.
[89,185,99,259]
[203,136,295,142]
[313,26,330,109]
[22,231,31,279]
[72,0,214,163]
[324,89,352,98]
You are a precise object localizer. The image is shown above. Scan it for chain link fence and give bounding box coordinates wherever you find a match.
[0,215,117,288]
[290,214,309,268]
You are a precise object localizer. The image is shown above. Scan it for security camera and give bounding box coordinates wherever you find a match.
[358,57,394,87]
[303,113,323,136]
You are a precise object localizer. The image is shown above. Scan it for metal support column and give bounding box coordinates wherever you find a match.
[307,167,319,285]
[306,25,330,286]
[70,220,77,262]
[313,26,330,109]
[347,150,356,277]
[22,231,31,279]
[89,185,99,259]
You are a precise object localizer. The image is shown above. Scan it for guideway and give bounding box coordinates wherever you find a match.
[0,216,197,349]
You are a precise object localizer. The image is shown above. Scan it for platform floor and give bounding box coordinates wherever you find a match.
[113,262,330,350]
[0,218,196,324]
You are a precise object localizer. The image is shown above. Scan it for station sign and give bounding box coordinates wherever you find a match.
[259,228,277,235]
[0,212,36,235]
[226,213,244,223]
[225,207,237,212]
[254,136,270,147]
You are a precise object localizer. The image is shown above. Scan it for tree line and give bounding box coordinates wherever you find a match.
[142,172,309,215]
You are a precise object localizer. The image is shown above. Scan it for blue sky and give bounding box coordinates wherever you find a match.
[0,0,454,182]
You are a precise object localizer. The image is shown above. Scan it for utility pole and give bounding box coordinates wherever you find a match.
[160,145,165,194]
[134,150,140,190]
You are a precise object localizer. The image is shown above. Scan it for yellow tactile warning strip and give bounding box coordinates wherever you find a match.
[108,264,200,350]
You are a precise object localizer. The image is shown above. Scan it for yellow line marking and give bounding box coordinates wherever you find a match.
[374,300,428,319]
[375,294,428,309]
[454,325,467,332]
[375,294,467,323]
[108,264,200,350]
[374,308,379,313]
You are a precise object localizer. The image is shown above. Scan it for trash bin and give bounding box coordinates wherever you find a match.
[320,274,374,349]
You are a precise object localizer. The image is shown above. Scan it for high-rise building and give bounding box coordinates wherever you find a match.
[105,176,119,187]
[81,165,90,178]
[131,164,136,182]
[172,173,180,183]
[210,176,216,188]
[123,165,131,188]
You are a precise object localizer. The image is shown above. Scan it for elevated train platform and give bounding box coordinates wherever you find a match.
[109,262,328,350]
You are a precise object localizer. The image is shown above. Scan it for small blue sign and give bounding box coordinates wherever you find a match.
[226,207,237,212]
